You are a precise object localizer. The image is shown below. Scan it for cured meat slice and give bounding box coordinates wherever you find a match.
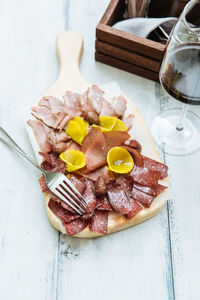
[38,174,48,193]
[64,218,89,236]
[103,131,130,150]
[100,98,116,117]
[112,95,127,117]
[130,165,161,188]
[115,175,133,196]
[27,119,52,153]
[132,187,155,208]
[89,210,109,234]
[122,146,143,167]
[39,152,66,173]
[126,198,143,219]
[96,195,113,211]
[143,156,168,179]
[133,182,167,196]
[31,106,65,129]
[107,183,132,214]
[67,141,81,151]
[123,139,142,152]
[123,114,134,131]
[69,174,86,195]
[39,96,64,114]
[63,91,82,109]
[48,198,80,223]
[83,179,97,214]
[86,85,104,114]
[77,166,115,184]
[95,176,107,196]
[83,128,108,171]
[155,184,167,196]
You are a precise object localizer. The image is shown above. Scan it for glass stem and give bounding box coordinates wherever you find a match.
[176,104,188,131]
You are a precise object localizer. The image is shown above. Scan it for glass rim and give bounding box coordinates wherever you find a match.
[182,0,200,36]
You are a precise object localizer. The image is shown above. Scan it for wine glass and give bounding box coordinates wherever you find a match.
[151,0,200,155]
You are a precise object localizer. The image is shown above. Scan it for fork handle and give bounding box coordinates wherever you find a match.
[0,133,45,174]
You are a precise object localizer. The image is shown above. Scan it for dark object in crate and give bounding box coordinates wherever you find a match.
[95,0,189,82]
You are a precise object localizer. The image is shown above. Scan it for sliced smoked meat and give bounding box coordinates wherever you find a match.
[89,210,109,235]
[38,174,48,193]
[103,131,130,150]
[39,151,66,174]
[115,175,133,196]
[64,218,89,236]
[123,139,142,152]
[126,198,143,219]
[132,187,155,208]
[48,198,80,223]
[96,195,113,211]
[122,146,143,167]
[130,165,161,188]
[143,156,168,179]
[107,183,132,214]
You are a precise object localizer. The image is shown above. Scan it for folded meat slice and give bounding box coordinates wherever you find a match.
[48,198,80,223]
[96,195,113,211]
[130,165,161,188]
[86,85,104,114]
[143,156,168,179]
[39,96,64,114]
[112,95,127,117]
[27,119,52,153]
[132,187,155,208]
[100,99,116,117]
[39,152,66,173]
[103,131,130,150]
[77,166,115,184]
[126,198,143,219]
[107,183,132,214]
[64,218,89,236]
[115,175,133,196]
[82,127,108,171]
[63,91,82,109]
[123,114,134,131]
[89,210,109,234]
[31,106,65,129]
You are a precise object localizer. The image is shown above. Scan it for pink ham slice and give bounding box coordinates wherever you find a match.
[27,119,52,153]
[100,99,116,117]
[103,131,130,150]
[39,152,66,173]
[112,95,127,117]
[67,141,81,151]
[132,187,155,208]
[82,127,108,171]
[31,106,65,129]
[89,210,109,234]
[63,91,82,109]
[86,85,104,114]
[142,156,168,179]
[123,114,134,131]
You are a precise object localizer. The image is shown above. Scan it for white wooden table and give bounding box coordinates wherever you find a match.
[0,1,200,299]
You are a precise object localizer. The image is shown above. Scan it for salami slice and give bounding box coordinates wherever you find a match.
[143,156,168,179]
[38,174,48,193]
[115,175,133,196]
[83,179,97,214]
[96,195,113,211]
[69,174,86,194]
[107,183,132,214]
[132,187,155,208]
[39,151,66,174]
[130,165,161,188]
[64,218,89,236]
[126,198,143,219]
[48,198,80,223]
[89,210,109,234]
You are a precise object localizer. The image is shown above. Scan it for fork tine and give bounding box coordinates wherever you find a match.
[57,185,85,214]
[63,177,88,206]
[62,180,88,209]
[55,187,83,215]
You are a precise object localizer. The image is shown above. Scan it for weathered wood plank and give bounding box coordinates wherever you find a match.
[0,0,67,299]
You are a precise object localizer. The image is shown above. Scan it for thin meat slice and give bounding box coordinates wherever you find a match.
[123,114,134,131]
[81,127,99,153]
[39,96,64,114]
[39,152,66,173]
[107,183,132,214]
[122,146,143,167]
[133,182,167,196]
[86,85,104,114]
[143,156,168,179]
[48,198,80,223]
[67,141,81,151]
[95,177,107,196]
[156,184,167,196]
[83,128,108,171]
[123,139,142,152]
[126,198,143,219]
[89,210,109,234]
[27,119,52,153]
[31,106,65,129]
[103,131,130,150]
[69,174,86,195]
[77,166,115,184]
[115,175,133,197]
[64,218,89,236]
[130,165,161,188]
[112,95,127,117]
[83,179,97,214]
[96,195,113,211]
[38,174,48,193]
[132,187,155,208]
[100,98,116,117]
[63,91,82,109]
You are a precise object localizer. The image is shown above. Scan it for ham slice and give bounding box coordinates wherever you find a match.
[86,85,104,114]
[112,95,127,117]
[103,131,130,150]
[63,91,82,109]
[27,119,52,153]
[89,210,109,234]
[123,114,134,131]
[82,128,108,171]
[31,106,65,129]
[100,99,116,117]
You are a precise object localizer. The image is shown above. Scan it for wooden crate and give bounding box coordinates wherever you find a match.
[95,0,188,82]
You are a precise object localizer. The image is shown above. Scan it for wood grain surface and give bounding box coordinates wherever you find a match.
[0,1,200,300]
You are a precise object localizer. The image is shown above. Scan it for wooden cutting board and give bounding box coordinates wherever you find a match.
[26,31,169,238]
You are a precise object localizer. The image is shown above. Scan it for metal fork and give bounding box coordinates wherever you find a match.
[0,127,87,215]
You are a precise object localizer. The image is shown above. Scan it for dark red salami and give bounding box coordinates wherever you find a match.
[64,218,89,236]
[115,175,133,196]
[69,174,86,194]
[48,198,80,223]
[83,179,97,214]
[133,182,156,196]
[39,151,66,173]
[107,183,132,214]
[143,156,168,179]
[38,174,48,193]
[155,184,167,196]
[126,198,143,219]
[96,195,113,211]
[130,165,161,188]
[89,210,109,234]
[132,187,155,208]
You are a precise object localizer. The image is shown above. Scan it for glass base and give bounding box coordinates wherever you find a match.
[151,108,200,156]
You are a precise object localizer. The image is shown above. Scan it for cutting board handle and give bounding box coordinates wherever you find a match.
[56,31,89,92]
